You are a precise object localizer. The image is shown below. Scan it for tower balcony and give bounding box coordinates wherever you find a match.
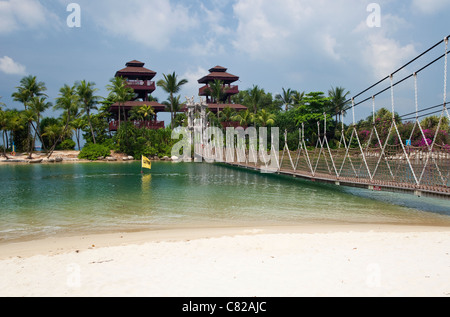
[126,80,156,92]
[109,120,165,131]
[199,85,239,96]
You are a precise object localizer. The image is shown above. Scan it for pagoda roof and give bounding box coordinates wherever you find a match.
[198,66,239,84]
[126,60,145,67]
[209,65,228,72]
[115,60,157,78]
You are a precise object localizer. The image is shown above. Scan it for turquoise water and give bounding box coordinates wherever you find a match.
[1,162,450,242]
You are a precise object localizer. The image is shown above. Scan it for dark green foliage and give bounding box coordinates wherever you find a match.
[82,114,110,145]
[57,139,76,150]
[78,143,111,160]
[115,124,176,159]
[40,117,60,149]
[12,124,29,152]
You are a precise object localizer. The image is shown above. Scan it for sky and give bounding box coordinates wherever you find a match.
[0,0,449,126]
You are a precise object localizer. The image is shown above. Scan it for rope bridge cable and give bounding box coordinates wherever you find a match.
[333,60,446,118]
[266,35,450,197]
[400,103,445,119]
[339,35,450,116]
[401,109,445,122]
[352,53,448,110]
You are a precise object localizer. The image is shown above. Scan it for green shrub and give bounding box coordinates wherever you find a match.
[57,139,76,151]
[78,143,111,161]
[114,124,177,159]
[100,138,116,151]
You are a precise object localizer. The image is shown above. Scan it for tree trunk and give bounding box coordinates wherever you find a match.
[87,110,96,144]
[47,112,71,159]
[118,104,121,128]
[76,130,81,151]
[27,122,33,159]
[5,130,9,150]
[2,131,10,160]
[36,115,48,153]
[170,93,174,130]
[33,117,40,153]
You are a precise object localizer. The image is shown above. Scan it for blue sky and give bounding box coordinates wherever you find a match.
[0,0,449,125]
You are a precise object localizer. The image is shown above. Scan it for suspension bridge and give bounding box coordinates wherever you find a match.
[223,35,450,200]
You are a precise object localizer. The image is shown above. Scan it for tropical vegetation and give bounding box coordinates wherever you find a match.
[1,75,449,161]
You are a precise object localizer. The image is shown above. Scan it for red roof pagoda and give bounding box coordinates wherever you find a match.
[198,66,247,113]
[109,60,166,131]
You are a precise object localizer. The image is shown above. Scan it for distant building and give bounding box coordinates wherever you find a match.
[109,60,166,131]
[198,66,247,114]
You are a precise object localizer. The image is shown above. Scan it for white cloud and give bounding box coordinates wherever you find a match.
[232,0,313,60]
[322,34,340,61]
[183,2,233,56]
[200,2,231,37]
[412,0,450,14]
[229,0,422,88]
[182,66,208,100]
[86,0,198,50]
[231,0,373,61]
[0,0,59,34]
[353,11,416,80]
[0,56,26,75]
[362,34,416,79]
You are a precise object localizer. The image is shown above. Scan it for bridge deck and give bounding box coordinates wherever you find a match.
[223,161,450,200]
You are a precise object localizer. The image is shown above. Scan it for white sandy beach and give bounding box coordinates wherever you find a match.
[0,224,449,297]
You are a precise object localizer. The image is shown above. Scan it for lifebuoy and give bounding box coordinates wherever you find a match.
[11,152,16,156]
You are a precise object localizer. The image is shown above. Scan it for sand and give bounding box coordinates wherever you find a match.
[0,224,449,297]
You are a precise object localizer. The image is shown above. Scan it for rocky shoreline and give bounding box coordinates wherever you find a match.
[0,151,176,164]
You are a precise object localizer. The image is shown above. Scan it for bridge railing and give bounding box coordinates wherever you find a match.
[190,35,450,198]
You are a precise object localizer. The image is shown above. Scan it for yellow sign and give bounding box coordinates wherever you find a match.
[141,174,152,192]
[141,155,152,170]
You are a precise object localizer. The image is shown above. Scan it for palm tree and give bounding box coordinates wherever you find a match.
[130,105,156,122]
[76,80,99,144]
[11,76,47,110]
[162,95,183,117]
[107,77,135,127]
[0,109,9,159]
[205,79,228,104]
[70,117,87,151]
[5,109,24,152]
[43,124,65,150]
[255,109,276,127]
[29,96,52,152]
[232,110,254,127]
[157,72,188,129]
[248,85,263,115]
[138,105,156,121]
[20,109,37,158]
[276,88,294,111]
[47,84,79,157]
[218,107,236,123]
[12,76,48,158]
[0,97,5,156]
[292,90,305,107]
[328,86,351,122]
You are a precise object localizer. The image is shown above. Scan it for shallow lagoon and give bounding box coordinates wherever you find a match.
[1,162,450,242]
